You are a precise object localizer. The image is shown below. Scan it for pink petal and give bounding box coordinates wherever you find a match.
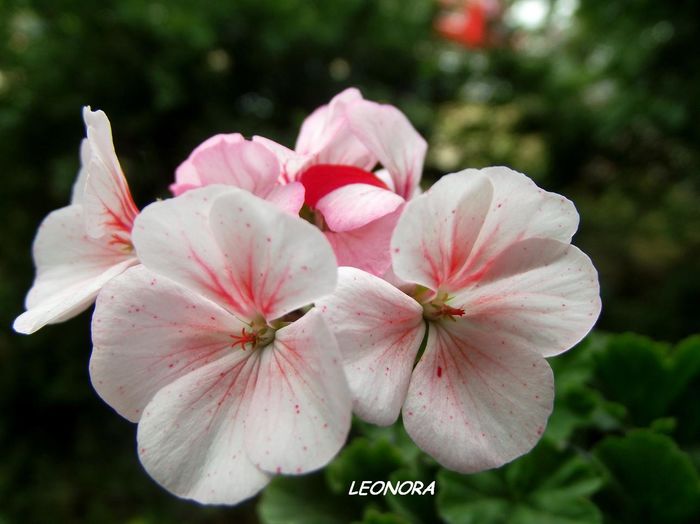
[132,186,258,319]
[209,191,337,321]
[325,206,402,276]
[265,181,305,215]
[13,205,137,334]
[70,139,91,204]
[244,311,351,474]
[136,351,270,505]
[455,166,580,282]
[252,136,307,183]
[316,267,425,426]
[90,265,246,422]
[347,100,427,200]
[403,321,554,473]
[171,135,245,196]
[295,88,376,172]
[391,173,494,291]
[189,136,280,196]
[82,107,139,240]
[452,238,601,357]
[316,183,404,232]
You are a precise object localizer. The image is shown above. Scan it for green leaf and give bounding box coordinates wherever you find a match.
[385,467,438,524]
[356,508,412,524]
[594,429,700,524]
[258,473,350,524]
[437,441,603,524]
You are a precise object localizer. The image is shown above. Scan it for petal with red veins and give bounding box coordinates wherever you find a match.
[244,311,351,474]
[316,183,404,232]
[316,267,425,426]
[209,191,337,320]
[347,100,427,200]
[264,181,305,215]
[189,136,281,196]
[456,166,579,280]
[326,206,402,276]
[82,107,138,239]
[132,185,257,319]
[403,321,554,473]
[137,351,270,505]
[14,205,137,334]
[452,238,601,357]
[90,265,247,422]
[391,173,493,291]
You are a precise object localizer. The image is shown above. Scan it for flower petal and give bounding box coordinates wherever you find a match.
[137,351,270,505]
[403,321,554,473]
[244,311,351,474]
[252,136,306,183]
[347,100,427,200]
[14,205,137,334]
[316,183,404,232]
[325,206,402,276]
[209,191,337,321]
[391,173,493,291]
[452,238,601,357]
[90,265,246,422]
[132,185,257,319]
[316,267,425,425]
[70,139,91,204]
[264,181,305,215]
[82,107,138,239]
[189,135,281,196]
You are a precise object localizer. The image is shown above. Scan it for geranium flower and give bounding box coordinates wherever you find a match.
[170,133,305,215]
[317,167,601,472]
[13,108,139,334]
[89,186,351,504]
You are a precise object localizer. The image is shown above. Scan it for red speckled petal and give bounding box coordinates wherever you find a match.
[403,321,554,473]
[136,350,270,505]
[316,267,425,426]
[244,311,351,475]
[90,265,247,422]
[452,238,601,357]
[82,107,138,240]
[209,191,337,321]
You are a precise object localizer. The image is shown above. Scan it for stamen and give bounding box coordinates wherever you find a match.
[229,328,257,350]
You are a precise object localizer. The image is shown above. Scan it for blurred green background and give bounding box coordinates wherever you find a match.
[1,0,699,522]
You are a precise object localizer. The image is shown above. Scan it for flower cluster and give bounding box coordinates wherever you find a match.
[14,89,600,505]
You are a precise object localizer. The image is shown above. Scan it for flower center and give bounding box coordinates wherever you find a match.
[298,163,388,209]
[422,293,465,322]
[229,318,275,351]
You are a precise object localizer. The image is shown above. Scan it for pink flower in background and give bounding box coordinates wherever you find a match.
[317,167,601,472]
[90,187,351,505]
[13,108,139,334]
[171,133,305,215]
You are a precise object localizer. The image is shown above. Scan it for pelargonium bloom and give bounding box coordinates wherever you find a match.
[317,167,601,472]
[89,186,351,504]
[265,88,427,275]
[13,108,139,334]
[171,133,305,215]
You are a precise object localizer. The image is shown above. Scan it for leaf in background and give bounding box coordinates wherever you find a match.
[258,473,350,524]
[356,508,412,524]
[594,430,700,524]
[667,336,700,444]
[385,466,437,524]
[436,441,603,524]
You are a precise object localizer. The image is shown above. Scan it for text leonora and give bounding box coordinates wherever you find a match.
[348,480,436,496]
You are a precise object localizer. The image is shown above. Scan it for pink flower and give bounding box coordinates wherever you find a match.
[170,133,305,215]
[13,108,139,334]
[89,186,351,505]
[317,167,601,472]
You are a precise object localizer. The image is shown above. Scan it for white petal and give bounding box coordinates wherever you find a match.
[316,183,404,232]
[391,173,493,291]
[347,100,427,199]
[90,265,246,422]
[244,311,351,474]
[82,107,138,239]
[137,351,270,505]
[14,205,137,334]
[452,238,601,357]
[403,321,554,473]
[70,139,91,204]
[316,267,425,425]
[209,191,337,321]
[132,185,257,319]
